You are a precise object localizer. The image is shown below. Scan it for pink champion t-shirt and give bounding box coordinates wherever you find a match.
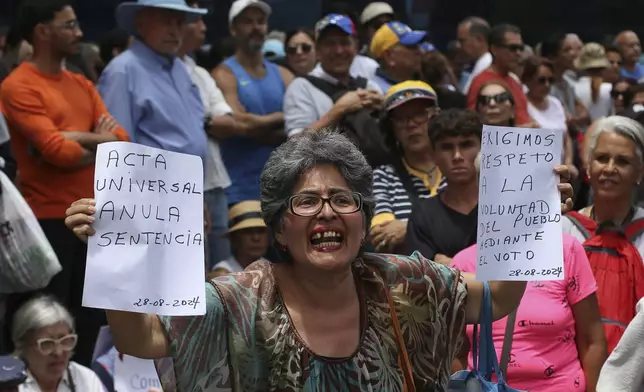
[451,234,597,392]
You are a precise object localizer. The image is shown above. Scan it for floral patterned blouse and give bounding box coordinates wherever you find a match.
[156,252,468,392]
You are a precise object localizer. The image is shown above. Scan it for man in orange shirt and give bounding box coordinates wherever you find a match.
[0,0,128,365]
[466,24,535,127]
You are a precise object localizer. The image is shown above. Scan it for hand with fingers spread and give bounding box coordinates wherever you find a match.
[94,114,118,134]
[65,198,97,243]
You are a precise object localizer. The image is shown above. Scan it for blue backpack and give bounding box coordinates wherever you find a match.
[448,282,526,392]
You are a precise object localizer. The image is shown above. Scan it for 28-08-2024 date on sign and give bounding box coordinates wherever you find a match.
[508,267,563,279]
[133,297,201,310]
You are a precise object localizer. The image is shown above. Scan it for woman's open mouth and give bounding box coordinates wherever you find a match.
[310,230,344,252]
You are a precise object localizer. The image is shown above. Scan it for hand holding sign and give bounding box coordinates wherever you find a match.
[83,142,206,315]
[476,125,565,281]
[114,354,163,392]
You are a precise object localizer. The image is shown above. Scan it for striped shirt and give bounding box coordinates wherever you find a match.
[372,160,446,226]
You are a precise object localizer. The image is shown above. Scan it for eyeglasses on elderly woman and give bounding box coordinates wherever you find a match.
[288,191,363,217]
[35,334,78,356]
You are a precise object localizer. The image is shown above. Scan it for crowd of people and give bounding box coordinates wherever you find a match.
[0,0,644,390]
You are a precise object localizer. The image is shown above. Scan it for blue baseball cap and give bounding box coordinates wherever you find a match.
[0,356,26,387]
[315,13,357,40]
[420,42,436,52]
[370,21,427,58]
[262,39,285,60]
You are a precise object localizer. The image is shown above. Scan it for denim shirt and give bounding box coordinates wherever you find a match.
[98,40,207,164]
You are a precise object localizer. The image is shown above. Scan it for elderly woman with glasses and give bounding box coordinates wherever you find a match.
[64,129,573,391]
[370,81,444,253]
[11,296,104,392]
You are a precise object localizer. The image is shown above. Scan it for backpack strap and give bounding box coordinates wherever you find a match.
[303,75,367,102]
[624,218,644,242]
[565,211,597,240]
[303,75,348,101]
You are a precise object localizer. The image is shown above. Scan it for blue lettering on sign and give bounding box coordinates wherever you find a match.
[130,374,161,390]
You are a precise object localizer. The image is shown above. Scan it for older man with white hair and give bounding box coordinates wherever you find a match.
[98,0,208,163]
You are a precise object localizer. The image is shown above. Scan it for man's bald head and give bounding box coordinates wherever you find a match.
[615,30,641,66]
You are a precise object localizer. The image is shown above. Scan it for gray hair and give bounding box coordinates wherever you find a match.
[589,116,644,164]
[11,296,74,355]
[260,128,375,231]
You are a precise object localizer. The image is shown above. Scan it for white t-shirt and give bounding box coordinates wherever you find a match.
[574,76,613,122]
[463,52,493,94]
[528,95,567,132]
[596,298,644,392]
[283,65,382,137]
[182,56,232,192]
[349,55,379,82]
[20,361,104,392]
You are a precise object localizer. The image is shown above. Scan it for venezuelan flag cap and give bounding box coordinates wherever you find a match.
[315,14,357,41]
[384,80,438,111]
[370,21,427,59]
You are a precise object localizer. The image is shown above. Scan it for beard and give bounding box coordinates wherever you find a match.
[241,31,265,53]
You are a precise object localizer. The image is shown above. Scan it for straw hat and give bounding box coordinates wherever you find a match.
[575,43,610,70]
[227,201,266,234]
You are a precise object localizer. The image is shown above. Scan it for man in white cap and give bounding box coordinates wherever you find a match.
[359,2,394,53]
[212,0,293,206]
[97,0,209,166]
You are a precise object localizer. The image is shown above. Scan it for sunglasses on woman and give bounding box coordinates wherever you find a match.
[537,76,555,85]
[611,89,631,100]
[477,92,513,106]
[36,334,78,355]
[286,43,313,55]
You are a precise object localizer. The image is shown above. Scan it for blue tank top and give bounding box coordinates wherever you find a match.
[220,57,285,205]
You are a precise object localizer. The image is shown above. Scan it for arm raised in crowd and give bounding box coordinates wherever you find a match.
[1,84,94,168]
[462,165,575,323]
[211,65,285,144]
[65,199,170,359]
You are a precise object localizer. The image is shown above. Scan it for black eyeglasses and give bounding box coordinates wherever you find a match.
[477,92,513,106]
[286,43,313,55]
[288,192,363,217]
[501,43,524,53]
[537,76,555,86]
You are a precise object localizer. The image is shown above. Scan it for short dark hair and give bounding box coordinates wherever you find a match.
[605,45,621,56]
[18,0,71,44]
[421,51,449,86]
[540,33,567,59]
[285,28,314,47]
[521,56,554,83]
[461,16,490,42]
[488,24,521,48]
[428,108,482,145]
[185,0,200,6]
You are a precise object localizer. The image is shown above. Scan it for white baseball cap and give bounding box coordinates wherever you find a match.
[360,2,394,25]
[229,0,272,24]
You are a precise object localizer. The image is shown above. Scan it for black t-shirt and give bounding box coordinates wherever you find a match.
[404,195,478,259]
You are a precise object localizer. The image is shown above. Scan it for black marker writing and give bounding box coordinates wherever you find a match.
[97,231,203,247]
[106,150,167,170]
[98,201,181,223]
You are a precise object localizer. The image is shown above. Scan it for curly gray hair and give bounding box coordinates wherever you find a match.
[260,128,375,232]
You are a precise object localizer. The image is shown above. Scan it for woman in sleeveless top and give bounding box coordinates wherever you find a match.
[65,129,574,391]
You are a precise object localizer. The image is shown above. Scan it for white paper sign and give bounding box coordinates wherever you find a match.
[84,142,206,315]
[114,354,162,392]
[476,126,564,281]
